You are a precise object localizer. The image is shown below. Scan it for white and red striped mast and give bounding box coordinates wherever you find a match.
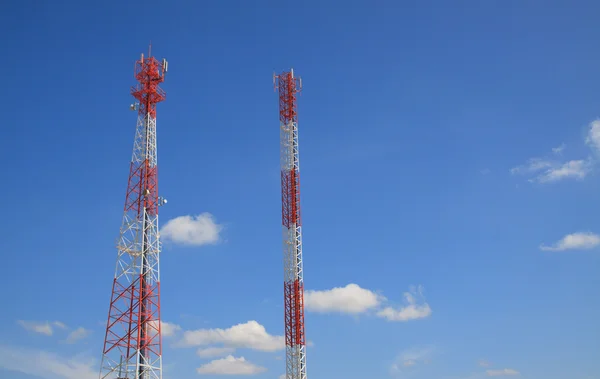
[275,69,307,379]
[100,47,168,379]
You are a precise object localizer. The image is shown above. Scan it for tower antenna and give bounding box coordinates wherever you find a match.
[275,69,307,379]
[99,48,168,379]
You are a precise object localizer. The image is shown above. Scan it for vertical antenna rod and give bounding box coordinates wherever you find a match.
[275,69,307,379]
[100,47,168,379]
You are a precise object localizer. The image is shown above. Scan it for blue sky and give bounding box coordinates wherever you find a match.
[1,0,599,378]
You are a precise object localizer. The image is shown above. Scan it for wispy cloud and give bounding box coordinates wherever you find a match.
[510,157,554,175]
[510,157,591,183]
[552,143,566,155]
[448,361,519,379]
[486,368,520,376]
[510,119,600,183]
[17,320,60,336]
[64,327,91,344]
[160,213,223,246]
[537,160,591,182]
[53,321,68,330]
[0,344,96,379]
[390,346,434,376]
[18,319,92,345]
[376,285,432,322]
[540,232,600,251]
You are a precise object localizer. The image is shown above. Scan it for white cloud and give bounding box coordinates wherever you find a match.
[304,283,431,322]
[304,283,383,314]
[160,213,223,246]
[479,359,491,367]
[486,368,520,376]
[511,120,600,183]
[53,321,68,330]
[510,157,590,183]
[65,327,91,344]
[510,157,553,175]
[540,232,600,251]
[146,320,182,339]
[536,159,590,183]
[279,375,286,379]
[18,320,92,344]
[17,320,56,336]
[585,119,600,152]
[179,320,284,352]
[376,286,432,322]
[196,355,266,375]
[162,321,182,337]
[390,346,434,375]
[197,347,236,358]
[552,143,566,154]
[0,344,96,379]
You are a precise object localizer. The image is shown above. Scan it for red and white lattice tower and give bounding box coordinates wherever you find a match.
[100,48,168,379]
[275,69,307,379]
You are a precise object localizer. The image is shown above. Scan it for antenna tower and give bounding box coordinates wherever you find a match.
[275,69,307,379]
[100,48,168,379]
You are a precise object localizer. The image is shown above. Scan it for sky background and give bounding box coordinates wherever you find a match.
[1,0,599,378]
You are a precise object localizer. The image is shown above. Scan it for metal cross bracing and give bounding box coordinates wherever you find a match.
[100,50,168,379]
[275,69,307,379]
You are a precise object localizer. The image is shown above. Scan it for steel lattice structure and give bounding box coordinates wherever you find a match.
[100,49,168,379]
[275,69,307,379]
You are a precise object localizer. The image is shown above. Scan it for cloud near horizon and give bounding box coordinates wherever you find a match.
[486,368,520,376]
[196,355,267,375]
[0,344,96,379]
